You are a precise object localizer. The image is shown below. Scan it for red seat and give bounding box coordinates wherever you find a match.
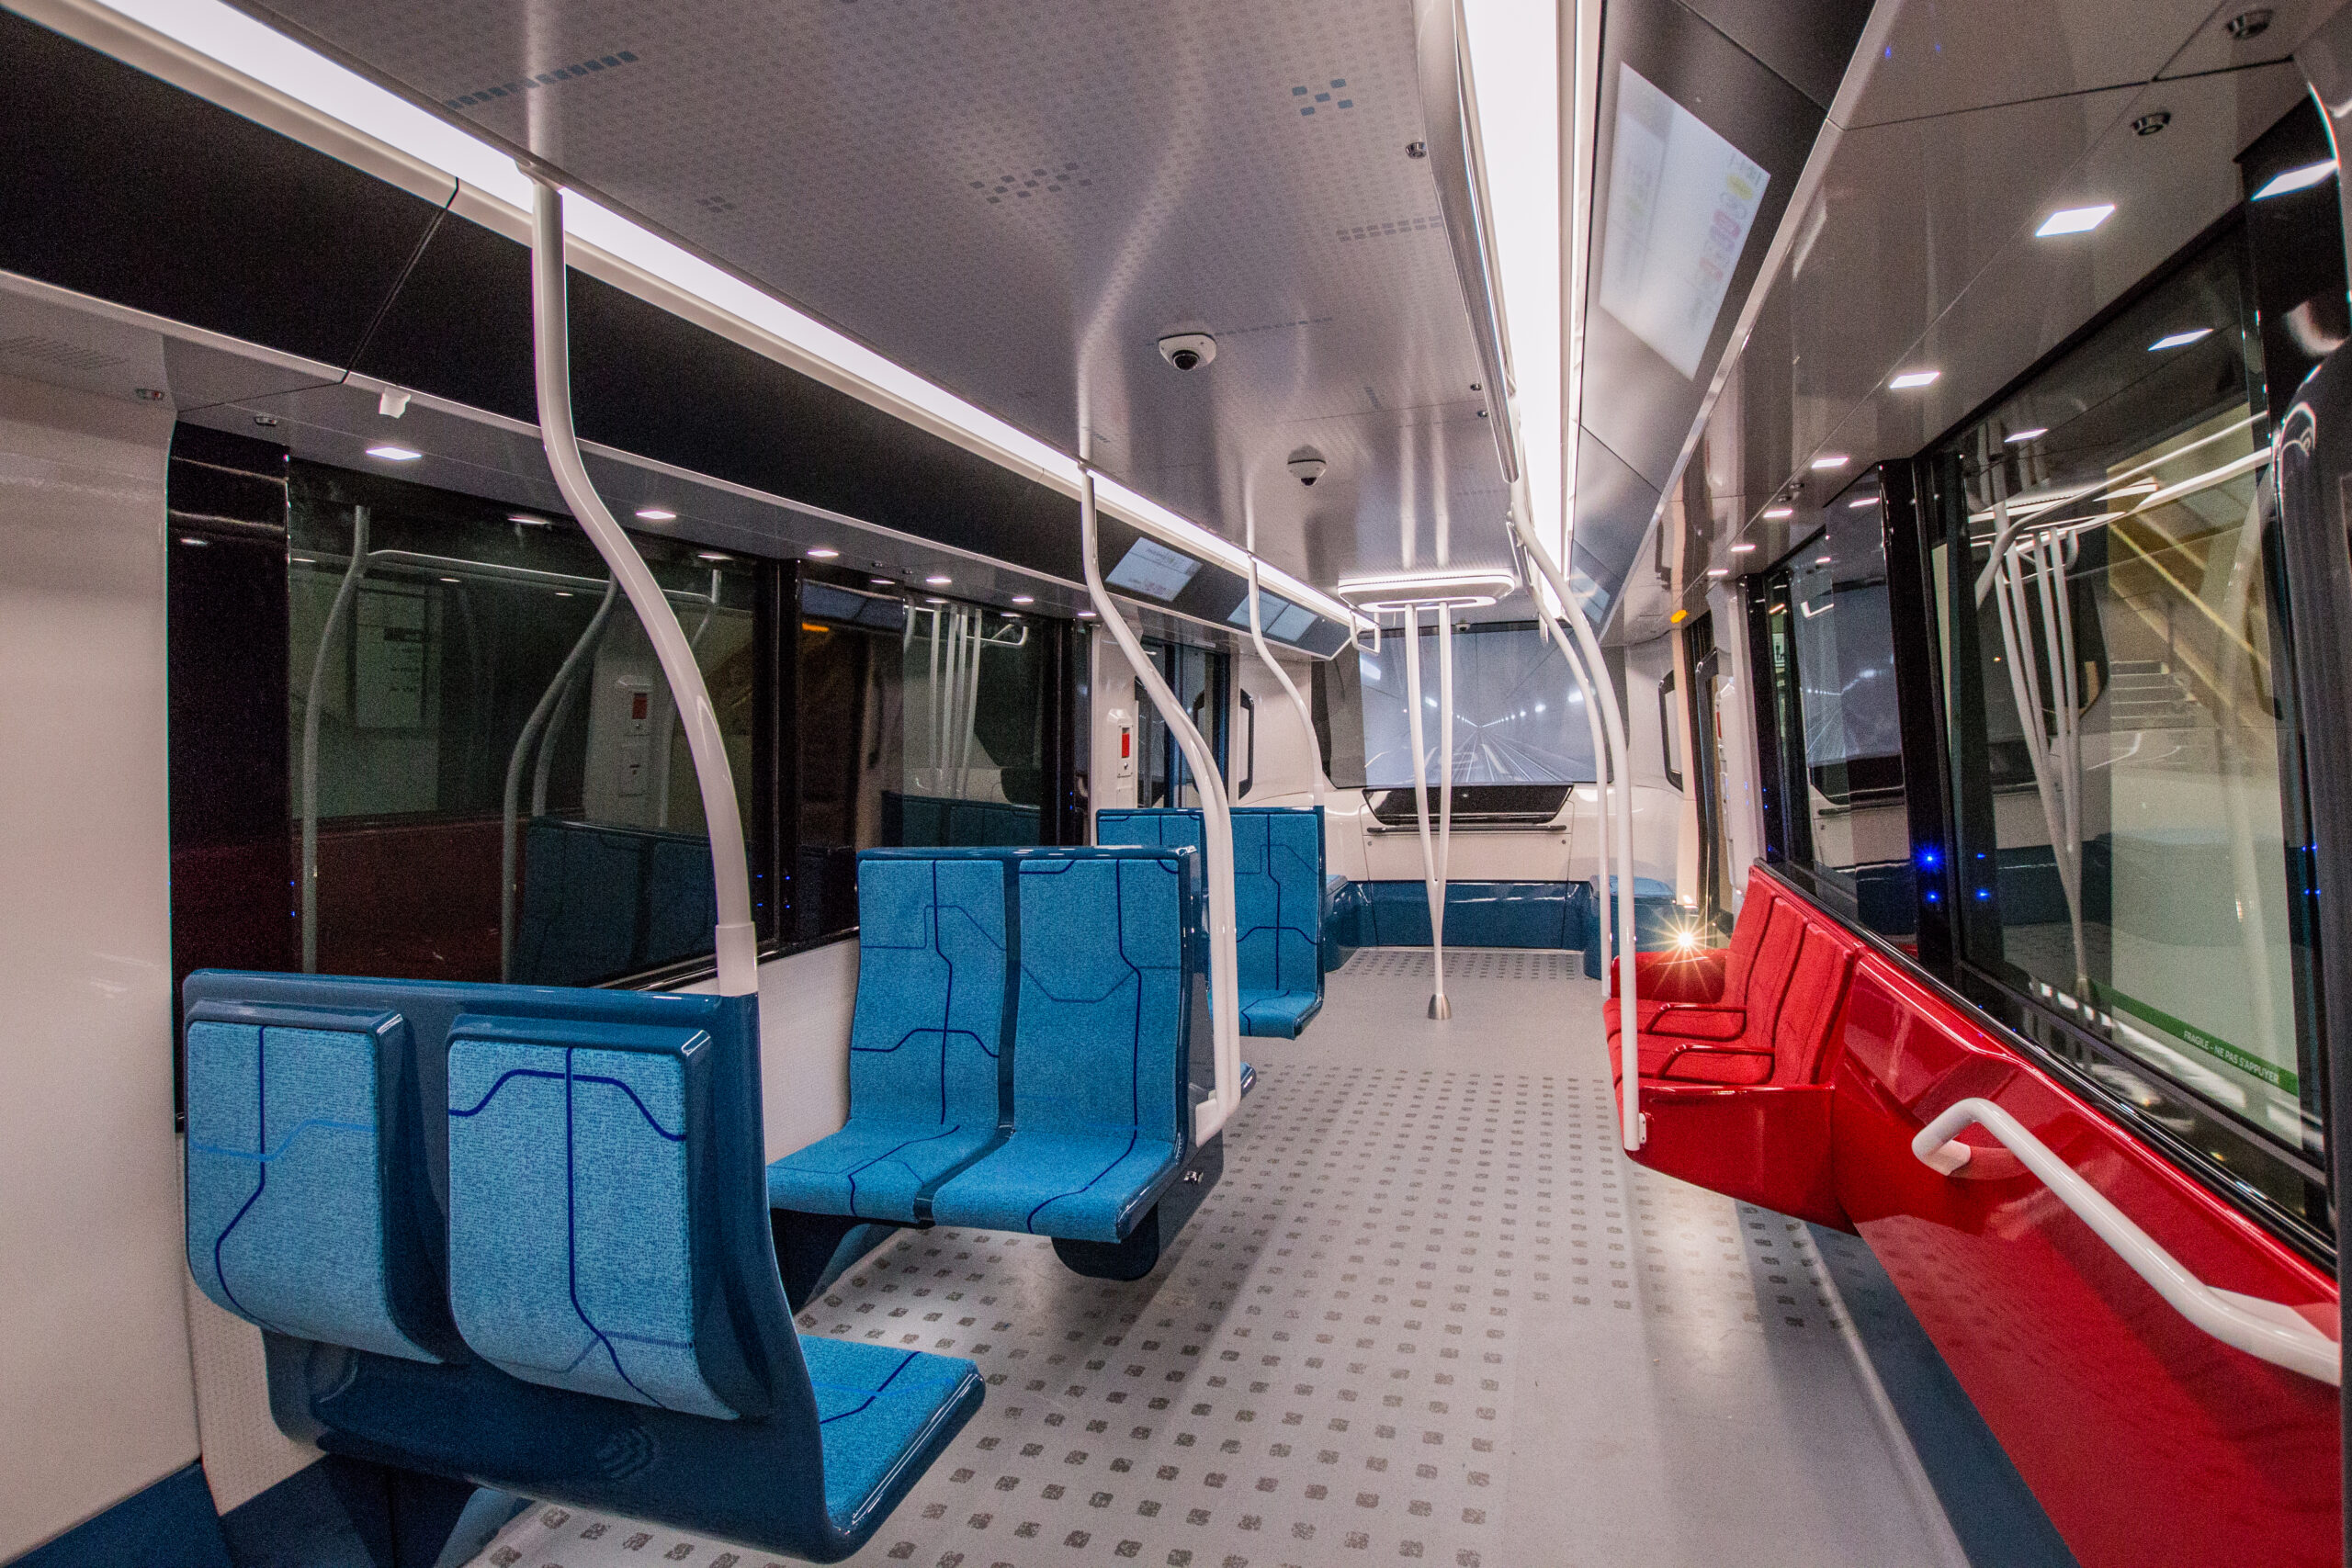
[1606,884,1857,1089]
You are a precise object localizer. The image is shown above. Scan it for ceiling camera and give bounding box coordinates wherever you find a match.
[1158,333,1216,371]
[1287,447,1328,487]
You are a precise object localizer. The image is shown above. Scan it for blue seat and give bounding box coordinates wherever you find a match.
[1095,806,1327,1037]
[767,855,1009,1224]
[930,852,1193,1240]
[183,971,981,1563]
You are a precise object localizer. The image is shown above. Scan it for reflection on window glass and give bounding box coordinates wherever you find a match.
[1360,623,1597,787]
[1761,493,1916,939]
[796,585,1045,941]
[1135,638,1227,808]
[1930,229,2323,1176]
[288,462,760,987]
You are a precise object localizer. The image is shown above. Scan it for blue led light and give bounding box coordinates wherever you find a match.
[1916,846,1942,870]
[1974,887,1991,901]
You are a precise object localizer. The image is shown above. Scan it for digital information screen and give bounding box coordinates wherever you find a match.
[1227,589,1318,644]
[1106,537,1204,602]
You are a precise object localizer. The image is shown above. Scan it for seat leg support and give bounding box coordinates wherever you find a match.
[772,1211,903,1313]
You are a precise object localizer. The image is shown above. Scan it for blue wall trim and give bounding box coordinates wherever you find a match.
[9,1463,230,1568]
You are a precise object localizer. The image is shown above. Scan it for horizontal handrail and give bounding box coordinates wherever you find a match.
[1913,1098,2339,1385]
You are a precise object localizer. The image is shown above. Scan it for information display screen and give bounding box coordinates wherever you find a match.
[1105,538,1203,602]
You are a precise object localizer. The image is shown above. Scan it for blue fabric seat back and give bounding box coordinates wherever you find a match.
[850,855,1008,1126]
[446,1017,737,1417]
[185,1002,453,1362]
[1012,851,1191,1144]
[1095,807,1325,998]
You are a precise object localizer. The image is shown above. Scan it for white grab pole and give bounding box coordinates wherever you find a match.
[1401,606,1451,1017]
[1527,584,1616,989]
[1433,603,1455,1019]
[1516,514,1643,1149]
[1079,465,1243,1144]
[300,504,369,974]
[529,179,759,997]
[1242,565,1324,813]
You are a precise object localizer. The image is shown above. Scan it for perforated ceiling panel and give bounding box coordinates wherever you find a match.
[237,0,1517,599]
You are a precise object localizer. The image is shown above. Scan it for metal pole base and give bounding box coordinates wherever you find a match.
[1428,993,1452,1020]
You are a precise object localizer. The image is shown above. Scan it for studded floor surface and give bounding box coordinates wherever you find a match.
[469,949,1969,1568]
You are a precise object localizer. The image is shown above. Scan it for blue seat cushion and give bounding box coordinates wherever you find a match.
[1239,989,1323,1039]
[804,1337,984,1532]
[767,1121,1001,1223]
[929,1129,1180,1242]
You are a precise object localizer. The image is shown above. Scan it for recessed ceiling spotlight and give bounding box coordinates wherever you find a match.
[870,576,895,585]
[635,507,677,521]
[2132,111,2171,137]
[696,551,732,561]
[2004,427,2048,444]
[1815,554,1833,565]
[508,513,552,525]
[2252,159,2336,200]
[1004,611,1024,618]
[438,575,460,582]
[806,547,839,558]
[179,536,209,547]
[925,573,952,586]
[1706,567,1731,578]
[1811,454,1849,470]
[366,444,422,462]
[2035,204,2115,237]
[2149,327,2213,351]
[924,596,948,604]
[1762,505,1795,520]
[1012,594,1035,604]
[1849,495,1882,508]
[1889,369,1940,389]
[1730,542,1758,554]
[1078,609,1098,618]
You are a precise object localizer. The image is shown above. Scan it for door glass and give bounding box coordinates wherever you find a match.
[1928,227,2324,1176]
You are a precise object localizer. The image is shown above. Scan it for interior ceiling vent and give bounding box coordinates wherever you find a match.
[444,49,640,111]
[1293,78,1358,115]
[0,334,127,371]
[970,163,1091,204]
[1337,214,1440,243]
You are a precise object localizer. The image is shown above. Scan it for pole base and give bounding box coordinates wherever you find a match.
[1428,993,1451,1020]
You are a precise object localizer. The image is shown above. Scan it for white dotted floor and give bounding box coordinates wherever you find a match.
[470,949,1966,1568]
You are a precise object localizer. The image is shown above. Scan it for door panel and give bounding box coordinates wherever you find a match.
[1834,953,2339,1567]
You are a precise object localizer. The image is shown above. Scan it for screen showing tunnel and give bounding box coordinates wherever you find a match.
[1356,622,1597,788]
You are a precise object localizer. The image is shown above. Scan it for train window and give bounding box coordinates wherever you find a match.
[795,584,1047,941]
[1134,638,1228,808]
[1923,226,2330,1215]
[1758,496,1917,942]
[1359,621,1600,788]
[287,461,762,986]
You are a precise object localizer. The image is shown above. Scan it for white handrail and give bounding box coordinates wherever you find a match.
[1912,1097,2340,1384]
[1435,603,1455,1019]
[1078,465,1243,1144]
[1400,605,1453,1019]
[300,503,368,973]
[529,178,760,997]
[1240,562,1324,814]
[1512,506,1643,1149]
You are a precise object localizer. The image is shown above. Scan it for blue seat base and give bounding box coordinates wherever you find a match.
[1239,989,1322,1038]
[766,1121,1002,1224]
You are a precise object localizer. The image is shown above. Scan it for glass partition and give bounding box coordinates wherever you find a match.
[1926,226,2325,1194]
[288,461,761,986]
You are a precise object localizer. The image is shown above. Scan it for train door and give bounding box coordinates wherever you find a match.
[1136,637,1229,807]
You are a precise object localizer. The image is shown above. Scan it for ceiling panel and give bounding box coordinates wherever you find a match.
[1835,0,2220,130]
[237,0,1511,595]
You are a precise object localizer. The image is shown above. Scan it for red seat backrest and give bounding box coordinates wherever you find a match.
[1714,883,1780,1005]
[1734,897,1807,1026]
[1769,923,1860,1083]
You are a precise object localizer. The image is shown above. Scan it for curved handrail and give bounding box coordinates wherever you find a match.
[1079,464,1242,1145]
[529,179,759,996]
[1913,1098,2339,1385]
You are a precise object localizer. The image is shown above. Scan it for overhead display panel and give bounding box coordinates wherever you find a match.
[1227,589,1318,646]
[1105,537,1203,603]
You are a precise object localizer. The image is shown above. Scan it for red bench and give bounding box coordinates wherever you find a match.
[1600,868,1863,1225]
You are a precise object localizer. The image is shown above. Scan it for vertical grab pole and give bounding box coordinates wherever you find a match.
[1523,569,1614,996]
[1080,465,1242,1143]
[529,179,759,996]
[1515,510,1643,1149]
[1432,603,1455,1019]
[1401,606,1449,1015]
[300,504,369,973]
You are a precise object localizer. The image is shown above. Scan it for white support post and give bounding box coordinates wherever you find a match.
[1433,603,1455,1019]
[1243,561,1324,813]
[529,179,759,997]
[1079,465,1243,1145]
[1400,606,1451,1018]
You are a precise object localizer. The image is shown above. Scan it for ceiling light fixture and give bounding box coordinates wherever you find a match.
[1888,369,1940,389]
[634,507,677,521]
[1762,505,1795,520]
[1706,567,1730,578]
[925,574,952,586]
[1849,495,1882,509]
[696,551,732,561]
[507,513,551,525]
[1812,454,1849,470]
[869,576,894,585]
[2253,159,2337,200]
[2005,428,2048,444]
[365,444,421,462]
[1730,542,1758,554]
[1012,595,1035,604]
[1078,610,1098,618]
[1335,569,1519,613]
[179,536,209,547]
[2035,204,2115,237]
[806,547,839,558]
[2149,327,2213,351]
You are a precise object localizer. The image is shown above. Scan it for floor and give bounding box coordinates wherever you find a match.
[469,949,1983,1568]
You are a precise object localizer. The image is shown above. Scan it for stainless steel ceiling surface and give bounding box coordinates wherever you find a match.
[232,0,1515,597]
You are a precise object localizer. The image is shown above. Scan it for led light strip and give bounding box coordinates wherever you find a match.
[49,0,1365,635]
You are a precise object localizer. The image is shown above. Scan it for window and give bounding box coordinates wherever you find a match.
[1357,622,1598,790]
[288,463,763,986]
[1134,638,1228,809]
[795,581,1047,942]
[1758,485,1917,941]
[1923,226,2326,1225]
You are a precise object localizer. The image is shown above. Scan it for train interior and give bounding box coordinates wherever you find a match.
[3,0,2350,1564]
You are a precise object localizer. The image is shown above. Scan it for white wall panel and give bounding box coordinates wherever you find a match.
[682,938,859,1162]
[0,373,198,1556]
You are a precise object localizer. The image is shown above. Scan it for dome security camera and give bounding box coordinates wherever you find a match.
[1157,333,1217,371]
[1287,447,1328,487]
